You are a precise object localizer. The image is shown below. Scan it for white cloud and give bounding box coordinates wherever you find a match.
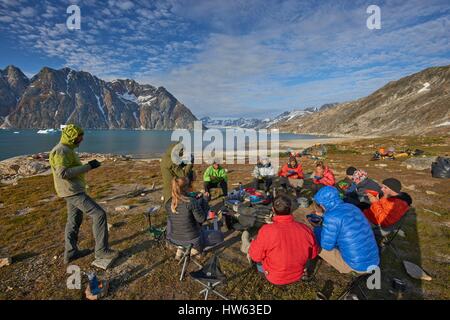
[116,1,134,11]
[0,0,449,118]
[19,6,35,17]
[0,15,13,23]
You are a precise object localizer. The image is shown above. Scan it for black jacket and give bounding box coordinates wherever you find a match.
[165,197,207,244]
[344,178,383,210]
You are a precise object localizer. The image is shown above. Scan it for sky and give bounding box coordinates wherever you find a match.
[0,0,449,119]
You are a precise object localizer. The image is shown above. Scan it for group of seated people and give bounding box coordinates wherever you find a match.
[163,152,412,287]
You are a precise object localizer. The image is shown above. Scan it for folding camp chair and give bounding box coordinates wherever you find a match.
[144,205,166,241]
[337,272,371,300]
[166,241,203,281]
[189,254,228,300]
[373,209,410,254]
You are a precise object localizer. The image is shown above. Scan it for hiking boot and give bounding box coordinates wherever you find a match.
[301,272,314,282]
[95,249,119,261]
[64,249,91,264]
[240,230,251,254]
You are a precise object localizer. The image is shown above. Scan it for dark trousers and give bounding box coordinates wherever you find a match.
[204,180,228,196]
[311,183,325,195]
[64,193,109,258]
[253,177,273,192]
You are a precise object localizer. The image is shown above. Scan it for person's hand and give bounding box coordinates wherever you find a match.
[367,193,379,203]
[204,191,210,198]
[88,159,101,169]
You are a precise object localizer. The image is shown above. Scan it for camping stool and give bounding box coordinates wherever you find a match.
[172,242,203,281]
[189,255,228,300]
[337,272,371,300]
[373,209,410,256]
[144,205,166,241]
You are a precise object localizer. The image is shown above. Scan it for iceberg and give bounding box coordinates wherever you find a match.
[37,129,58,134]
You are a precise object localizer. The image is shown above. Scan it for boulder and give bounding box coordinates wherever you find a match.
[403,260,432,281]
[115,205,131,212]
[402,157,437,171]
[0,257,11,268]
[18,161,49,176]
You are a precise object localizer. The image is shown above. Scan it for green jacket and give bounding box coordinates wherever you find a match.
[160,143,193,203]
[49,124,91,198]
[203,165,228,183]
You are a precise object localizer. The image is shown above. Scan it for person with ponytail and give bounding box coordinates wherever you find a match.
[165,177,223,259]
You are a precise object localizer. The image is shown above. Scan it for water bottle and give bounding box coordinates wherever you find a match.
[87,272,101,295]
[238,182,244,198]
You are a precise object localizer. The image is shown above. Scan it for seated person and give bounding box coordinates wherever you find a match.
[166,177,223,259]
[203,160,228,199]
[344,169,383,210]
[241,195,319,285]
[311,161,336,193]
[252,157,275,193]
[310,186,379,274]
[278,156,304,196]
[364,178,412,228]
[336,166,357,196]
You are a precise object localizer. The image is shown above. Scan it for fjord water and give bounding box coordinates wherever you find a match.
[0,129,325,161]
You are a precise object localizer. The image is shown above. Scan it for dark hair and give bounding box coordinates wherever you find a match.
[315,161,325,168]
[272,195,292,215]
[346,166,357,176]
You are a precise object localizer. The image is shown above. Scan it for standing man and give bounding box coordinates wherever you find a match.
[49,124,118,264]
[161,142,194,204]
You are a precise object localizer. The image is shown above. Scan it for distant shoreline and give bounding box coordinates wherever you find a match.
[0,139,354,163]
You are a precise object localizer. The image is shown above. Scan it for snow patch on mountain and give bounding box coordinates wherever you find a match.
[118,92,138,103]
[95,94,107,121]
[418,82,431,93]
[435,120,450,127]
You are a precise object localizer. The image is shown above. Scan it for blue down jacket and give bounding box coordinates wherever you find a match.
[313,186,379,272]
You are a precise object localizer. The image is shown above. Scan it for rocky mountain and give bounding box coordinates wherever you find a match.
[0,66,29,117]
[200,116,267,129]
[271,65,450,136]
[201,103,340,129]
[263,110,315,128]
[0,66,198,130]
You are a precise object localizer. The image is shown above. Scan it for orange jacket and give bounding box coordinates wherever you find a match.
[279,163,304,179]
[364,196,410,228]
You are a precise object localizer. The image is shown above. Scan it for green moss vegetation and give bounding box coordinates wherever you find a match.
[0,137,449,300]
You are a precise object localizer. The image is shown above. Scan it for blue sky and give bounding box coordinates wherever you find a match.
[0,0,449,118]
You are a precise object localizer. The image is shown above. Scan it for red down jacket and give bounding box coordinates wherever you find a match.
[279,163,304,179]
[248,215,319,285]
[313,166,335,186]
